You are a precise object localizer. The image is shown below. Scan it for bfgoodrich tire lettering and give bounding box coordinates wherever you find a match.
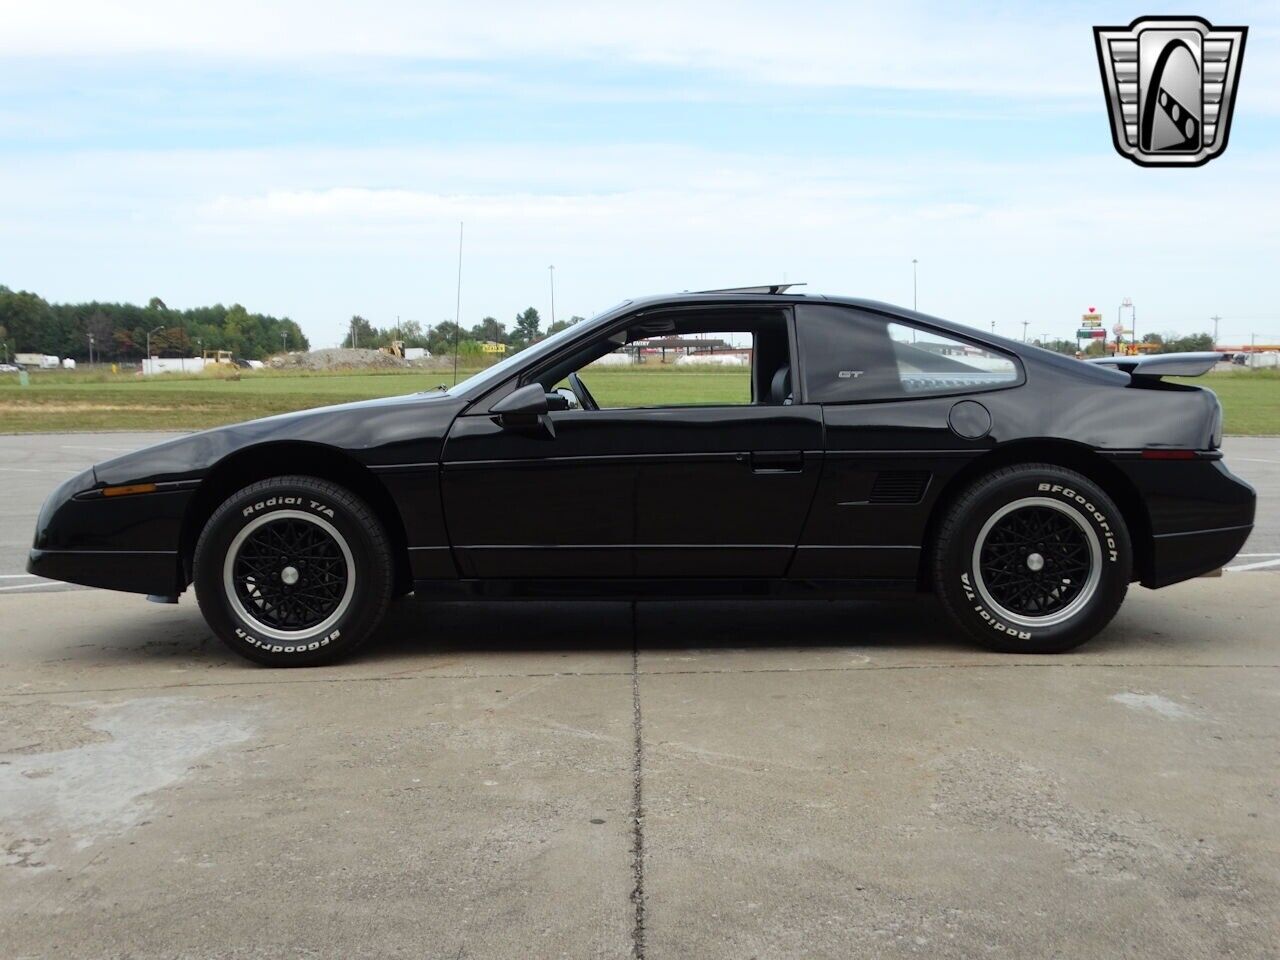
[194,476,393,666]
[933,464,1131,653]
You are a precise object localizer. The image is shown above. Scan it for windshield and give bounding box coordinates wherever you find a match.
[445,301,631,397]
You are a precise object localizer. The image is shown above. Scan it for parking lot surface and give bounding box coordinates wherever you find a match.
[1,432,1278,958]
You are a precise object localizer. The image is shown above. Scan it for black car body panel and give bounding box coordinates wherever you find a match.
[29,292,1255,598]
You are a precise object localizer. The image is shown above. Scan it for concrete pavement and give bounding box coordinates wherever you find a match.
[2,579,1278,958]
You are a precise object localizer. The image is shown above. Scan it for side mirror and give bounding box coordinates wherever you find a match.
[491,383,552,432]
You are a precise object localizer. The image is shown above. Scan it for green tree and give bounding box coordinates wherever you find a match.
[1035,338,1078,355]
[346,315,376,348]
[0,287,53,353]
[1167,332,1213,353]
[470,316,507,343]
[427,321,462,356]
[512,307,541,347]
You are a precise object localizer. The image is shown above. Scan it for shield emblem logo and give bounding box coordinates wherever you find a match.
[1094,16,1247,167]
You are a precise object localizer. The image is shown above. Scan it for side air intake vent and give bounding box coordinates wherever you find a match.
[869,470,931,504]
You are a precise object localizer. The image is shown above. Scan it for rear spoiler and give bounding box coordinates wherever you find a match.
[1087,352,1223,378]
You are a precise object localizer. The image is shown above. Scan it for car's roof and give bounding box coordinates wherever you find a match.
[618,290,990,343]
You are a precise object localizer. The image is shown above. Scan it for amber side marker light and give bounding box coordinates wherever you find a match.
[102,483,158,497]
[1141,449,1197,460]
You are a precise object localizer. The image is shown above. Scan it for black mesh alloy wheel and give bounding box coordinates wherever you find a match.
[973,499,1101,627]
[226,512,353,635]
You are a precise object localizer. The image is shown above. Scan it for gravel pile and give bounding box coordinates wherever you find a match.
[269,348,412,371]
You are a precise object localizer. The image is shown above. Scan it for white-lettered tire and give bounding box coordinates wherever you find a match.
[932,464,1131,653]
[193,476,393,666]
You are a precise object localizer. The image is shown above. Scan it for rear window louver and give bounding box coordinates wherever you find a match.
[870,470,932,504]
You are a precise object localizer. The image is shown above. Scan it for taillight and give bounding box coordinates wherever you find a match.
[1141,449,1197,460]
[1210,401,1223,449]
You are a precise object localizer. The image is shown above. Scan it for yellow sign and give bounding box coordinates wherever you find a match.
[1081,313,1103,325]
[481,342,506,354]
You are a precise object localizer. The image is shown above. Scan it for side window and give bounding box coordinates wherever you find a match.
[563,332,754,408]
[886,323,1018,395]
[796,304,1019,403]
[533,309,795,409]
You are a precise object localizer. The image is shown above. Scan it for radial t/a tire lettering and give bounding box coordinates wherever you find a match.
[193,476,393,666]
[932,464,1132,654]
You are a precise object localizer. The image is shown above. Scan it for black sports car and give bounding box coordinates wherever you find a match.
[29,288,1255,665]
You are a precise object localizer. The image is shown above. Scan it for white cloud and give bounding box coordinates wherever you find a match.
[3,142,1277,346]
[0,1,1153,98]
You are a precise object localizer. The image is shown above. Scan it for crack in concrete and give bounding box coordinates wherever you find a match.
[629,600,648,960]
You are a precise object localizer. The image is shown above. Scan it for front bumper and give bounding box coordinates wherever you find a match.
[29,466,194,596]
[28,548,183,595]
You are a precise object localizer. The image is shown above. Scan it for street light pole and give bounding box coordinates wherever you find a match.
[282,331,288,353]
[549,265,556,327]
[1021,320,1028,342]
[1118,297,1135,354]
[1210,314,1221,349]
[911,258,918,311]
[88,333,94,366]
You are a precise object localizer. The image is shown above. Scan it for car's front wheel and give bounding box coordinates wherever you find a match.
[932,464,1131,653]
[193,476,393,666]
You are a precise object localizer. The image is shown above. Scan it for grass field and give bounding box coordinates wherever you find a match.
[0,365,753,433]
[1,365,1276,434]
[1170,369,1280,436]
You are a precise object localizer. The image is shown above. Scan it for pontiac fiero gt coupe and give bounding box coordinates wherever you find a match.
[30,287,1254,665]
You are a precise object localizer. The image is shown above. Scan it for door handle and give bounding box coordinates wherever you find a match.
[749,451,804,474]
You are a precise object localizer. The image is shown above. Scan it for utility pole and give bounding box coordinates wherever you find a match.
[453,221,464,386]
[282,331,288,353]
[911,258,918,311]
[548,265,556,327]
[350,318,357,350]
[1021,320,1028,342]
[88,333,94,366]
[1210,314,1221,349]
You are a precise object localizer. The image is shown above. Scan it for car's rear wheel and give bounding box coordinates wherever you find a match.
[193,476,392,666]
[932,464,1131,653]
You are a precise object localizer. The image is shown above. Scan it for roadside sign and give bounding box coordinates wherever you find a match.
[1077,329,1106,339]
[481,342,506,354]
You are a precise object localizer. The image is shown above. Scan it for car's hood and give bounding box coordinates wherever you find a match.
[93,389,469,487]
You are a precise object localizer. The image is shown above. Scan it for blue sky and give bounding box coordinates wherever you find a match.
[2,1,1278,347]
